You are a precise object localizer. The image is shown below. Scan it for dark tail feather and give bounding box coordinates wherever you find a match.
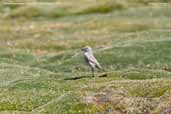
[96,65,106,72]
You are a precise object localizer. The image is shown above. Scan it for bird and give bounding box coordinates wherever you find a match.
[81,46,106,77]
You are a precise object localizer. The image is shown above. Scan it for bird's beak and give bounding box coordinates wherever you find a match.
[81,48,85,51]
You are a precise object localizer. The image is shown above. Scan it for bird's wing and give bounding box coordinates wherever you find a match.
[84,53,101,68]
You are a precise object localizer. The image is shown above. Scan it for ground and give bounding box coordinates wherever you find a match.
[0,0,171,114]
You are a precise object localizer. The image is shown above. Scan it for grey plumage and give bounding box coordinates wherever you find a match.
[82,46,104,76]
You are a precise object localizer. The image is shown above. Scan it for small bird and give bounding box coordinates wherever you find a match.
[81,46,105,77]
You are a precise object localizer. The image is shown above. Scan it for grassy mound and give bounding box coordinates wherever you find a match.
[0,1,171,113]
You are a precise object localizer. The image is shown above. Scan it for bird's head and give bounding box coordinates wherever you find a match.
[81,46,92,52]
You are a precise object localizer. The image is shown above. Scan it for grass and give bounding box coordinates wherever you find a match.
[0,1,171,114]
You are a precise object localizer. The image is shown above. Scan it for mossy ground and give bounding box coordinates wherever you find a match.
[0,0,171,114]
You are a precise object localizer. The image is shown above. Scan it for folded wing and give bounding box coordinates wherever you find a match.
[84,53,102,69]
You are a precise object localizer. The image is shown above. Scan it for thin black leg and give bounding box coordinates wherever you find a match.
[91,68,95,77]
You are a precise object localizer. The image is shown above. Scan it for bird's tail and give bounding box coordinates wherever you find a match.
[97,66,108,77]
[96,64,106,72]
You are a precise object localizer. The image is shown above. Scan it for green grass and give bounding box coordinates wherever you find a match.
[0,1,171,114]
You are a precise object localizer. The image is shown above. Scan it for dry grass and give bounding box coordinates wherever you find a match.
[0,1,171,114]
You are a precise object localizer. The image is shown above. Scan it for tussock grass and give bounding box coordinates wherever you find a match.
[0,1,171,114]
[6,0,168,19]
[3,1,125,19]
[75,1,126,15]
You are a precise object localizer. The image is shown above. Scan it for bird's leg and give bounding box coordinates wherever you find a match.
[91,68,95,77]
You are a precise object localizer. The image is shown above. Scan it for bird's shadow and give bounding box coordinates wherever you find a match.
[98,73,108,77]
[64,76,92,80]
[64,74,107,80]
